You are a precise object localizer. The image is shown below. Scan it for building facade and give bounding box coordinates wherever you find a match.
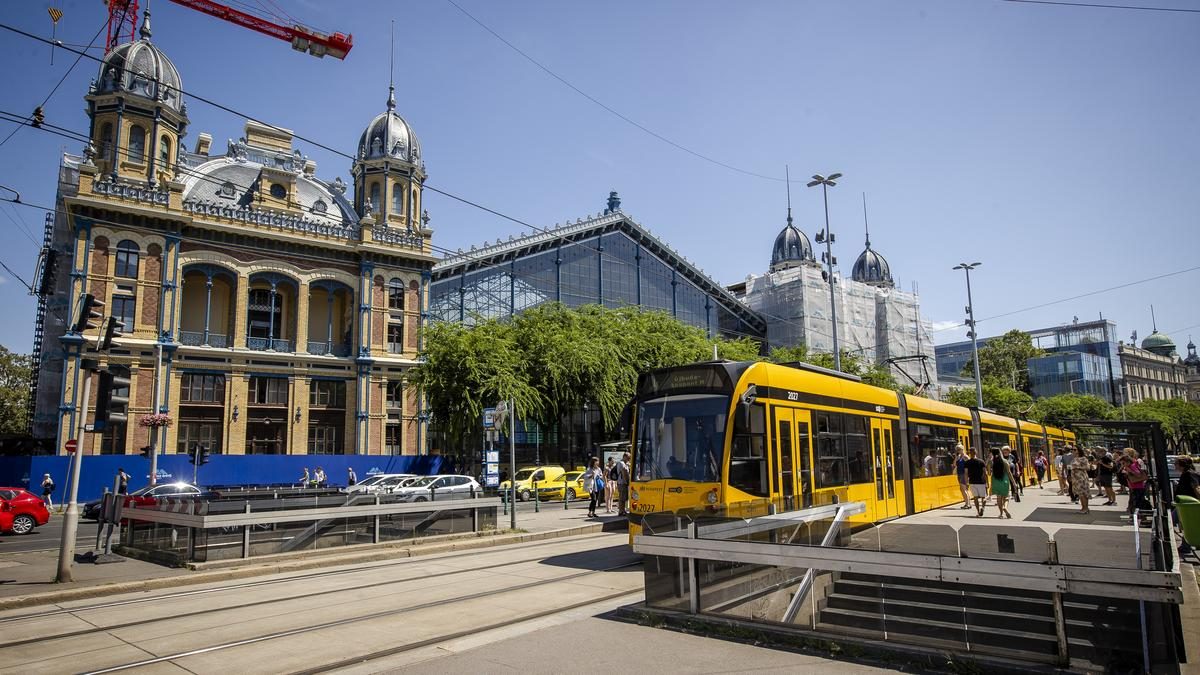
[33,14,436,457]
[428,193,766,342]
[729,206,936,388]
[1119,331,1188,404]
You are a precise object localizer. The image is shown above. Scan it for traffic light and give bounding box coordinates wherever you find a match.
[94,368,130,429]
[139,445,152,459]
[98,316,125,351]
[31,106,44,128]
[35,249,57,296]
[73,293,104,333]
[188,444,211,466]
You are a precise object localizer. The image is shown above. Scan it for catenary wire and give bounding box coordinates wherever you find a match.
[999,0,1200,13]
[442,0,784,183]
[0,258,34,292]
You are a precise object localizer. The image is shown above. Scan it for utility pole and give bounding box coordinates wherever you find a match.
[954,262,984,409]
[809,173,843,371]
[508,399,516,531]
[56,362,94,583]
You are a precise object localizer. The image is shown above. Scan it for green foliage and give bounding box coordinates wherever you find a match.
[1028,393,1115,427]
[961,329,1045,393]
[0,345,31,435]
[1121,398,1200,443]
[411,304,760,440]
[944,383,1034,418]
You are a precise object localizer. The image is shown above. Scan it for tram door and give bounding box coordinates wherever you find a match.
[871,418,900,520]
[773,407,813,511]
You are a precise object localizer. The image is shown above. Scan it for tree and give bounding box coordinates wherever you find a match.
[1028,393,1114,428]
[0,346,31,436]
[1121,399,1200,453]
[944,383,1034,418]
[962,329,1045,393]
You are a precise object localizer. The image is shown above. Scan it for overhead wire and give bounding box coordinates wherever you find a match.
[998,0,1200,13]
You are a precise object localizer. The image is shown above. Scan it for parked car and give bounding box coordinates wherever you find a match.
[345,474,415,494]
[537,471,586,501]
[499,466,566,502]
[82,482,205,521]
[0,488,51,535]
[392,475,482,502]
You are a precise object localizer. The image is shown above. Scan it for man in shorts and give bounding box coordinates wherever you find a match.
[954,445,971,509]
[964,448,989,517]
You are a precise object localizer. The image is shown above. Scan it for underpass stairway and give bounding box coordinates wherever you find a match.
[815,572,1144,673]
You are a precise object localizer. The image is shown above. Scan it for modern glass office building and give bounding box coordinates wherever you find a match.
[428,193,766,342]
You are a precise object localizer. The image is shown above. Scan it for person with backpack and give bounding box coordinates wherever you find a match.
[964,448,989,517]
[1033,451,1047,488]
[989,448,1014,519]
[581,458,604,518]
[1097,451,1117,505]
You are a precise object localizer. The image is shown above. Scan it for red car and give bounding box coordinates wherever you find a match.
[0,487,51,535]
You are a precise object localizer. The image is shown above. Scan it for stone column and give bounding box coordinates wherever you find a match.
[232,274,249,349]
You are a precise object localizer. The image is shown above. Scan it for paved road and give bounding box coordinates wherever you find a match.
[0,515,103,555]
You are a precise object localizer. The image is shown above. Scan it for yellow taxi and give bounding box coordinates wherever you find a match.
[536,471,587,501]
[499,466,566,502]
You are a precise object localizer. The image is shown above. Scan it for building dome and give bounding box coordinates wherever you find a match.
[770,222,813,271]
[93,11,183,114]
[357,87,421,164]
[1183,339,1198,366]
[1141,330,1176,356]
[851,246,893,287]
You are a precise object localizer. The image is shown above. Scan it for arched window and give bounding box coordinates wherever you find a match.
[392,183,404,215]
[99,123,114,163]
[128,125,146,163]
[388,278,404,311]
[369,182,381,214]
[158,135,171,166]
[114,240,140,279]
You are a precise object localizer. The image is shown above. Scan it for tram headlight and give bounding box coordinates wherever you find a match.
[631,489,640,501]
[705,489,718,505]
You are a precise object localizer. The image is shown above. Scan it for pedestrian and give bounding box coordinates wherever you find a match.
[347,466,357,487]
[1071,447,1092,515]
[954,445,971,509]
[116,467,130,495]
[315,466,327,488]
[582,458,603,518]
[615,452,631,516]
[1097,451,1117,505]
[1001,446,1021,502]
[990,448,1013,519]
[604,456,617,513]
[964,448,988,517]
[40,473,55,509]
[299,467,310,487]
[1055,448,1069,495]
[1033,451,1047,488]
[923,450,936,477]
[1175,456,1200,500]
[1122,448,1150,515]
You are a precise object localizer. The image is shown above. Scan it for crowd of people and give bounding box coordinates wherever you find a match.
[581,453,631,518]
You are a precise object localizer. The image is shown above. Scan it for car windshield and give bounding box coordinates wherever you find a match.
[564,472,582,481]
[357,475,387,487]
[128,485,155,497]
[514,469,536,480]
[635,393,729,482]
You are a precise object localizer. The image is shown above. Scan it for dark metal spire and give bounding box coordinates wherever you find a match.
[387,20,396,111]
[862,192,871,249]
[785,165,793,227]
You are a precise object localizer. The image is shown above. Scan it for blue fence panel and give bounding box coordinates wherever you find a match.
[1,455,450,502]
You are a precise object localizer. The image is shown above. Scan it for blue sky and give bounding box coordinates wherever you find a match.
[0,0,1196,355]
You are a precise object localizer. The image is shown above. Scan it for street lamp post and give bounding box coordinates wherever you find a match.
[953,262,984,409]
[808,173,843,371]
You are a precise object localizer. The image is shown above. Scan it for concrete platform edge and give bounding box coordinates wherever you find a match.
[0,523,605,611]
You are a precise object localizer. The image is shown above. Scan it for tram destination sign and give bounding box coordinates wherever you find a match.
[641,366,730,396]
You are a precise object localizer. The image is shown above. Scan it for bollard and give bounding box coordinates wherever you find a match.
[564,476,570,510]
[533,480,540,512]
[430,486,437,502]
[503,484,509,515]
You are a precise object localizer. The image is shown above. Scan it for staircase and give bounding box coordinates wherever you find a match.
[816,572,1145,672]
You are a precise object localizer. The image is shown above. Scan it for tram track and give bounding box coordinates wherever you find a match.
[79,558,643,675]
[0,533,598,625]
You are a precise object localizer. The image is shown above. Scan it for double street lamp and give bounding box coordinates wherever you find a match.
[953,262,984,409]
[808,173,842,371]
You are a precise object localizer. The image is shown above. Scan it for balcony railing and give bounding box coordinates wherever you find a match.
[180,331,229,348]
[247,337,293,352]
[307,341,352,357]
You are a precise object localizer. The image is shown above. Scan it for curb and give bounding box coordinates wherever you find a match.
[0,523,608,611]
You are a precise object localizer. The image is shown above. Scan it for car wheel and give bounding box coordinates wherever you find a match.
[414,496,428,502]
[519,489,531,502]
[10,514,36,535]
[566,489,576,501]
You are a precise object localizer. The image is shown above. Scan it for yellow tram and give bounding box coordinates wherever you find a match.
[627,360,1075,536]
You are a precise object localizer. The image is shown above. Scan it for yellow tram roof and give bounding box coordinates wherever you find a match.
[903,394,972,426]
[742,361,900,414]
[1018,419,1045,434]
[977,409,1018,432]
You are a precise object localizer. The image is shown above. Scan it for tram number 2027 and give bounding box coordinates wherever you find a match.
[786,391,799,401]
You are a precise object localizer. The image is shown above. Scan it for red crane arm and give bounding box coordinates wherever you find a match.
[168,0,352,59]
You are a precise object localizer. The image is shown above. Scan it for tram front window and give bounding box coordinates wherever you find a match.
[635,394,728,482]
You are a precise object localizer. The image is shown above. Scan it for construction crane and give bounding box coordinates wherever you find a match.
[104,0,353,60]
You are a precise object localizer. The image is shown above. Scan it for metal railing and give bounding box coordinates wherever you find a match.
[247,337,293,352]
[180,331,229,348]
[306,340,352,357]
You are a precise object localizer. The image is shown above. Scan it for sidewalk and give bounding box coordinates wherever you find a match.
[0,498,623,609]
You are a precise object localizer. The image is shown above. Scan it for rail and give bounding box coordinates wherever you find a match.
[119,495,500,562]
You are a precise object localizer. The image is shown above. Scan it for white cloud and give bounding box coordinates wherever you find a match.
[931,320,960,332]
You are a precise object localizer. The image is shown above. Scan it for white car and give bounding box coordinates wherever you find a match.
[346,474,415,494]
[392,475,482,502]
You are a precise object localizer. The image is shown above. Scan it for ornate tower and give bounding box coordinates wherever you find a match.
[351,85,425,230]
[85,9,187,186]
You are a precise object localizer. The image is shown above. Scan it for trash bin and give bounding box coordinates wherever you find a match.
[1176,494,1200,546]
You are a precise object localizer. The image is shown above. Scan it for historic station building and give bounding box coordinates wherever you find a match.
[33,12,435,456]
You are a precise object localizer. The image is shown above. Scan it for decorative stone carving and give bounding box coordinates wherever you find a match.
[93,179,169,205]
